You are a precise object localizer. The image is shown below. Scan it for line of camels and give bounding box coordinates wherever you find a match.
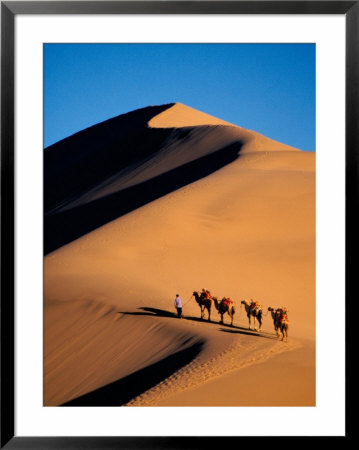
[192,290,289,342]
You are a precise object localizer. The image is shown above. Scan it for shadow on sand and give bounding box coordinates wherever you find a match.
[62,339,204,407]
[219,327,277,340]
[118,307,177,318]
[119,307,235,326]
[45,126,242,254]
[119,307,274,340]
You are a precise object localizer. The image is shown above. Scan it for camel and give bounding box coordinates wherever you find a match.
[268,306,289,342]
[268,306,280,337]
[279,317,289,342]
[193,291,213,321]
[241,300,263,331]
[213,297,235,326]
[277,308,289,342]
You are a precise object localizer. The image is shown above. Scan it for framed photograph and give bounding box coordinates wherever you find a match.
[1,1,353,447]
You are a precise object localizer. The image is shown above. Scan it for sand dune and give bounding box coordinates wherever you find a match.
[44,103,315,406]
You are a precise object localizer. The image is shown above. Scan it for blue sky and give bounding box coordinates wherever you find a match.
[44,43,315,150]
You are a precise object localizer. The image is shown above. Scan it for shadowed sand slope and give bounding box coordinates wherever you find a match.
[44,103,315,406]
[44,103,299,254]
[45,103,245,253]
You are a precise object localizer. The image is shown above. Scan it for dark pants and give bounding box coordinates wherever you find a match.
[176,307,182,318]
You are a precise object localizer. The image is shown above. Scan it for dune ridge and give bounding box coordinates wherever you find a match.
[150,102,300,153]
[44,103,315,407]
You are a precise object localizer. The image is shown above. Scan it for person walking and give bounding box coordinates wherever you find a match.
[174,294,183,318]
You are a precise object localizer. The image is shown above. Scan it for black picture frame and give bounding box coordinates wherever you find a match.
[1,1,354,447]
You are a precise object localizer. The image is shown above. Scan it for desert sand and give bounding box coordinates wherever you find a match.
[44,103,315,407]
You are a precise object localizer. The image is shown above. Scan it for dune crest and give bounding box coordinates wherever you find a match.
[148,102,235,128]
[149,102,301,154]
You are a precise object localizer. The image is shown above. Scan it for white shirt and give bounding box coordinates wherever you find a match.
[174,296,182,308]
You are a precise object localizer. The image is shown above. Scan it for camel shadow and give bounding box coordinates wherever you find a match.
[119,307,283,339]
[219,327,278,340]
[119,309,276,340]
[119,307,224,325]
[119,307,176,318]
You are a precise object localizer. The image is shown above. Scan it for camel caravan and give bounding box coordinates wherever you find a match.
[191,289,289,341]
